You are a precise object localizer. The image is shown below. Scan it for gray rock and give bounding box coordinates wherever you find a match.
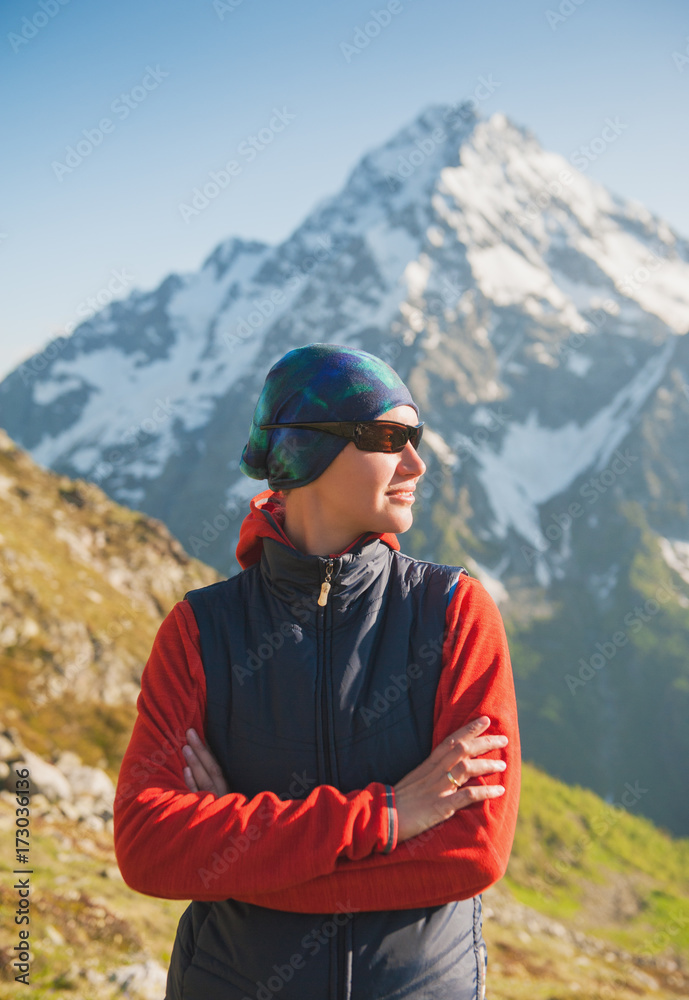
[109,959,168,999]
[21,749,72,802]
[62,763,116,804]
[0,733,17,760]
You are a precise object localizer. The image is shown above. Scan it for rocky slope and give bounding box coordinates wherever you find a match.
[0,427,219,769]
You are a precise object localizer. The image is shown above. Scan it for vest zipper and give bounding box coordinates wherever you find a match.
[316,557,343,998]
[317,558,335,783]
[317,559,334,606]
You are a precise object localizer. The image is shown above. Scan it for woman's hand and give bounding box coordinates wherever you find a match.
[393,715,508,842]
[181,716,507,840]
[182,728,229,797]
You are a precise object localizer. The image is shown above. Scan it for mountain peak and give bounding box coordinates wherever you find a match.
[200,235,272,280]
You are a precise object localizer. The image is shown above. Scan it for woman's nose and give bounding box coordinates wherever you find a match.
[398,441,426,476]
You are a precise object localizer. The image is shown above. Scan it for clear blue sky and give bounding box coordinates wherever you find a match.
[1,0,688,379]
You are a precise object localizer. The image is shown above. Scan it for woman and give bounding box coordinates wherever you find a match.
[114,343,521,1000]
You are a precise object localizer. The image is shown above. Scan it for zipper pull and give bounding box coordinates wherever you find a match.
[317,560,334,607]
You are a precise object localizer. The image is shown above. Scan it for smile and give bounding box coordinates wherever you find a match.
[386,489,416,503]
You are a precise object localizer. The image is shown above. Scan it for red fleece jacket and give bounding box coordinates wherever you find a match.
[114,491,521,910]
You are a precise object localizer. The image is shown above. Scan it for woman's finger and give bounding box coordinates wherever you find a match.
[444,757,507,790]
[187,729,226,779]
[434,717,491,759]
[454,783,506,807]
[182,744,213,789]
[183,765,199,793]
[185,729,229,796]
[441,733,508,775]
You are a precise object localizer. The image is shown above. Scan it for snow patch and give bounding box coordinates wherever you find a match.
[467,244,564,309]
[566,352,593,377]
[366,224,420,284]
[404,255,432,300]
[575,230,689,335]
[474,338,675,545]
[33,376,89,406]
[659,537,689,587]
[589,564,619,601]
[168,246,266,336]
[422,427,458,467]
[469,556,509,605]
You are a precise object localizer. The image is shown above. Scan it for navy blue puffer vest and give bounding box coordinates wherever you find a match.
[166,532,487,1000]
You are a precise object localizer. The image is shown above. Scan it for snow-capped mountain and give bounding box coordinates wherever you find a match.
[3,103,689,835]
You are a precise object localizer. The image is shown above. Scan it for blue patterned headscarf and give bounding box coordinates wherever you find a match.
[240,343,418,489]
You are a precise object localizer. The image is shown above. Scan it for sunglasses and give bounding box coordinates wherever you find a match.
[259,419,424,453]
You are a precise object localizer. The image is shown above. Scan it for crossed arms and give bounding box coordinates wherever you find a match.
[113,575,520,910]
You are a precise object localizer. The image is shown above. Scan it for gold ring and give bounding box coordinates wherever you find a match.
[446,770,462,790]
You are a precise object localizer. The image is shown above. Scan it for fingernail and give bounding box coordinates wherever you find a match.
[182,746,191,758]
[495,786,505,794]
[496,761,507,770]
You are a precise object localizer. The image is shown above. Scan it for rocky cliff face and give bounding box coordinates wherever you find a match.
[1,103,688,832]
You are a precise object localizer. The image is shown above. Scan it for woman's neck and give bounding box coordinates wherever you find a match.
[282,494,359,556]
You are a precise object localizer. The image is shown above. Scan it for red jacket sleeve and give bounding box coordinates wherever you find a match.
[113,601,396,902]
[240,574,521,912]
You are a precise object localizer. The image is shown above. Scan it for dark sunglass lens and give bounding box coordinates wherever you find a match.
[355,423,395,451]
[387,426,409,451]
[354,422,423,452]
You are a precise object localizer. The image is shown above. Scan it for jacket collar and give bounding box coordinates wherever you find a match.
[235,490,400,568]
[236,490,400,615]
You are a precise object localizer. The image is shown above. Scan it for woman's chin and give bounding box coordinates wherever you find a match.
[379,510,415,535]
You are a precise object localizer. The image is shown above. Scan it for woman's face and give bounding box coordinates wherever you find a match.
[301,405,427,538]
